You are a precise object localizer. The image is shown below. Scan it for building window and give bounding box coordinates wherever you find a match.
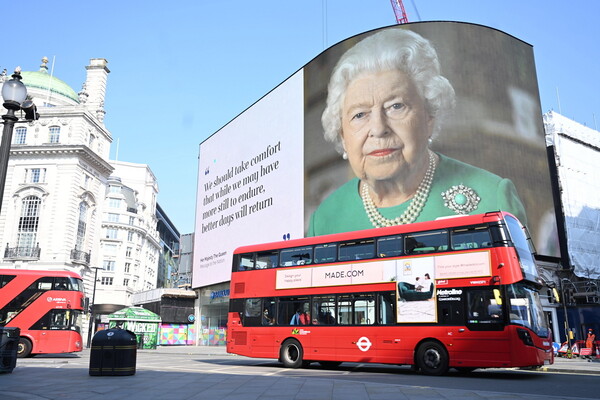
[17,196,41,249]
[102,260,115,271]
[106,228,118,239]
[123,278,129,286]
[104,244,117,255]
[89,134,95,147]
[129,216,135,225]
[127,231,134,242]
[108,198,121,208]
[49,126,60,143]
[109,185,121,194]
[25,168,46,184]
[100,277,113,285]
[107,213,119,223]
[124,262,131,273]
[14,127,27,144]
[75,202,88,251]
[83,175,92,189]
[126,247,132,257]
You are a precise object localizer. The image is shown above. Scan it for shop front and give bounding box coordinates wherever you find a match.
[197,282,229,346]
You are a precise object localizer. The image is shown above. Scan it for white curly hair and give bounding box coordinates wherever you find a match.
[321,28,456,153]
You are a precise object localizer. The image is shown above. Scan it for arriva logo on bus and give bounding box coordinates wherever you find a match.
[47,296,67,303]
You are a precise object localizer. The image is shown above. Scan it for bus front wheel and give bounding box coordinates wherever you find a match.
[280,339,304,368]
[415,341,449,375]
[17,338,32,358]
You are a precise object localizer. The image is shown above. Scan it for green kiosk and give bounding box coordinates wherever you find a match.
[108,307,161,349]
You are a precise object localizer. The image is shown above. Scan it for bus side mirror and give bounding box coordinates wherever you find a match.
[493,289,503,305]
[552,288,560,303]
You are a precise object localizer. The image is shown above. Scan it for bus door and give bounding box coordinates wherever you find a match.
[375,291,410,364]
[29,309,72,352]
[309,296,336,360]
[453,288,509,366]
[334,294,377,363]
[242,298,277,357]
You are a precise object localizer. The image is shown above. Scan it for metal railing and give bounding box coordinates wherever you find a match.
[70,248,91,265]
[4,243,41,260]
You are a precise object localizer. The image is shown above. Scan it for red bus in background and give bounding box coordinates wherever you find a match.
[227,212,553,375]
[0,269,85,357]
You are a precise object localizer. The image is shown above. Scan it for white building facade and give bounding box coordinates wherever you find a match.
[95,161,161,320]
[0,58,162,339]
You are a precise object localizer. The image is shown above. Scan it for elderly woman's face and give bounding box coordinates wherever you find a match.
[340,69,433,184]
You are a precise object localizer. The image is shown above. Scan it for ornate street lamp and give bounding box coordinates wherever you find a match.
[0,67,39,213]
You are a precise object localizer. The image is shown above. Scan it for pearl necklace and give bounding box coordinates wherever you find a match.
[361,150,437,228]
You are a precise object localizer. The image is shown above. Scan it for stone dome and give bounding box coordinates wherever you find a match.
[20,57,80,103]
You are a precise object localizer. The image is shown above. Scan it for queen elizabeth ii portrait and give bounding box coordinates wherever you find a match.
[306,26,537,237]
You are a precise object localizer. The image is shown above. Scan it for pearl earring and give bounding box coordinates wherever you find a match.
[342,151,348,160]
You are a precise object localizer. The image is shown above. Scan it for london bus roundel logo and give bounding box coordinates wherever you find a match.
[47,296,53,302]
[356,336,372,352]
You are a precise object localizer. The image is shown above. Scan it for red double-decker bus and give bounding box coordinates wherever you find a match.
[0,269,85,357]
[227,212,553,375]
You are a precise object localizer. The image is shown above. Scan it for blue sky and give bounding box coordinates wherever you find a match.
[3,1,599,234]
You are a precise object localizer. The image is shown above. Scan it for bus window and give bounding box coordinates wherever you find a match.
[256,251,278,269]
[505,216,539,281]
[279,297,310,325]
[378,292,396,325]
[313,296,336,325]
[405,230,448,254]
[466,289,504,330]
[280,246,313,267]
[0,274,15,288]
[314,244,337,264]
[377,235,403,258]
[339,239,375,262]
[69,277,84,293]
[238,253,254,271]
[337,294,375,325]
[337,295,352,324]
[355,295,375,325]
[243,298,263,326]
[54,277,69,290]
[451,226,492,250]
[262,298,276,326]
[30,277,54,291]
[31,309,82,331]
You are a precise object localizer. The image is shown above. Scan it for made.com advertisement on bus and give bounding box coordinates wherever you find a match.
[275,251,490,323]
[194,21,558,289]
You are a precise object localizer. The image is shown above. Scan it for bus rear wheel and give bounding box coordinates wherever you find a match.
[280,339,304,368]
[17,338,32,358]
[415,341,449,375]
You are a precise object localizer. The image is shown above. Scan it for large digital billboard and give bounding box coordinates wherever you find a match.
[194,22,557,288]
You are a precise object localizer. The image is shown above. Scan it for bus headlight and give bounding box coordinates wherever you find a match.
[517,328,534,346]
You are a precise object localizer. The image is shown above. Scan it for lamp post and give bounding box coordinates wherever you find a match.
[86,267,100,348]
[0,68,38,214]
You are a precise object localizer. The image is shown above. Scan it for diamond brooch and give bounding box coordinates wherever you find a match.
[442,184,480,215]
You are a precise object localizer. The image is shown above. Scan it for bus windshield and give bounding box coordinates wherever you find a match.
[505,216,539,281]
[507,283,549,337]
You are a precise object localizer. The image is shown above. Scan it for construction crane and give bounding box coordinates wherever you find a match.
[390,0,409,24]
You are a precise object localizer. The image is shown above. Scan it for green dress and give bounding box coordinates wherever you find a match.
[308,153,527,237]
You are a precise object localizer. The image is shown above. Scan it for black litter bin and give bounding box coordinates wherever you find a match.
[0,327,20,373]
[89,328,137,376]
